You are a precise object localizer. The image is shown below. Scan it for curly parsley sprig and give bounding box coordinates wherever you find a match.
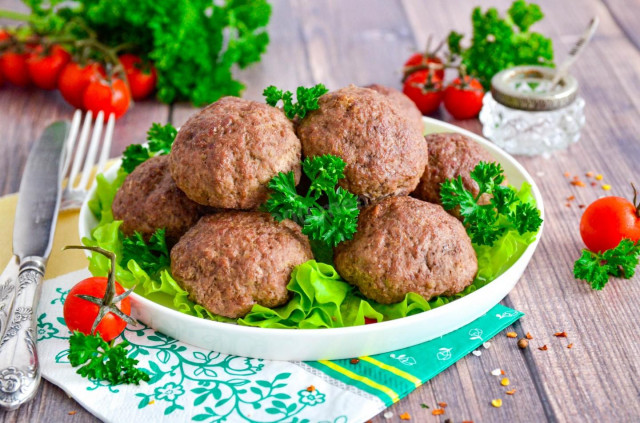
[121,122,177,174]
[69,332,149,385]
[574,239,640,290]
[264,155,359,248]
[440,161,542,246]
[122,228,170,276]
[263,84,329,120]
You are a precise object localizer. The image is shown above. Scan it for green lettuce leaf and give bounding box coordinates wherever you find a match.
[84,171,540,329]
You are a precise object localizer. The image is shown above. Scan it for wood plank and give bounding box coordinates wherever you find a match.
[600,0,640,51]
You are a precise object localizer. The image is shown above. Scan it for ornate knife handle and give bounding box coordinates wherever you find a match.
[0,257,45,410]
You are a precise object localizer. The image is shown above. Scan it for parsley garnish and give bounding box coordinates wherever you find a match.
[264,155,359,248]
[263,84,329,120]
[121,229,170,275]
[573,239,640,290]
[68,332,149,385]
[121,123,177,174]
[446,0,554,89]
[440,161,542,246]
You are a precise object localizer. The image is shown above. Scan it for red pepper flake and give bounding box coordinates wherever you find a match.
[350,358,360,365]
[590,182,597,187]
[586,172,594,177]
[538,345,548,351]
[554,331,568,338]
[399,412,411,420]
[462,421,474,423]
[438,402,448,408]
[564,172,571,178]
[571,180,586,187]
[506,389,517,395]
[579,204,586,209]
[573,175,579,180]
[525,332,533,340]
[500,369,506,375]
[565,203,571,208]
[432,409,445,416]
[306,385,315,392]
[567,195,575,201]
[506,331,517,338]
[567,343,574,349]
[68,411,77,415]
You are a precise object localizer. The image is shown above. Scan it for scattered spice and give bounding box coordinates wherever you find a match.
[432,409,445,416]
[554,331,568,338]
[526,332,533,340]
[462,421,474,423]
[579,204,586,209]
[590,182,597,187]
[306,385,316,392]
[491,399,503,408]
[350,358,360,365]
[565,203,571,208]
[472,350,482,357]
[573,175,579,180]
[602,184,612,191]
[586,172,594,177]
[506,331,517,338]
[491,368,502,376]
[399,412,411,420]
[571,180,586,187]
[538,345,548,351]
[564,172,570,178]
[517,338,529,349]
[501,369,506,375]
[383,411,393,419]
[596,174,603,180]
[567,195,575,201]
[444,419,452,423]
[567,343,574,349]
[483,341,492,349]
[506,389,517,395]
[68,411,77,415]
[438,402,448,408]
[500,377,510,386]
[420,403,430,409]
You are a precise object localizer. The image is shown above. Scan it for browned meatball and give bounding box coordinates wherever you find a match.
[170,212,313,318]
[365,84,423,135]
[334,196,477,304]
[112,155,202,245]
[297,85,427,201]
[169,97,302,210]
[412,133,495,211]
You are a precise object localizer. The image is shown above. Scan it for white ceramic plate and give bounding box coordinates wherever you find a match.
[79,117,544,361]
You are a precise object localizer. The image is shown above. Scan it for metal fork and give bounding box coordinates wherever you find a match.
[61,110,115,211]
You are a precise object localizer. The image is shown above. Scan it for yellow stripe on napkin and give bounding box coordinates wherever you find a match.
[317,360,400,403]
[358,356,422,387]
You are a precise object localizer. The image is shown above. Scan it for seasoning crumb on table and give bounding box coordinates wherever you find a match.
[506,331,517,338]
[538,345,548,351]
[438,401,448,408]
[506,389,517,395]
[501,378,510,386]
[432,408,445,415]
[399,412,411,420]
[491,399,503,408]
[518,338,529,349]
[491,368,502,376]
[68,411,77,415]
[554,331,568,337]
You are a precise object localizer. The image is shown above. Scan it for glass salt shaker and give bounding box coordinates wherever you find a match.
[479,66,585,156]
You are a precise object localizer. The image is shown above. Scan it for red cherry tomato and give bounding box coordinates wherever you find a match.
[58,62,105,109]
[402,69,443,115]
[63,276,131,342]
[364,317,378,325]
[0,30,8,87]
[443,76,485,120]
[83,77,131,119]
[0,50,31,87]
[580,196,640,253]
[119,54,157,101]
[404,53,444,80]
[26,45,71,90]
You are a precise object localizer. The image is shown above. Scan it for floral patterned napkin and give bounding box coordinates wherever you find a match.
[37,269,523,423]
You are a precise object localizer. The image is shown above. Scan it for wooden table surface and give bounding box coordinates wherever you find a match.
[1,0,639,421]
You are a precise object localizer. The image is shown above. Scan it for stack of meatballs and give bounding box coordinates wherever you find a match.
[113,84,493,320]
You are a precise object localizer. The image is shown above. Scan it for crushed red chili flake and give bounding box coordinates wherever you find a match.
[571,180,586,187]
[567,195,575,201]
[538,345,548,351]
[526,332,533,340]
[500,369,506,375]
[68,411,77,415]
[444,419,452,423]
[399,412,411,420]
[432,409,445,416]
[506,389,517,395]
[590,182,597,187]
[564,172,571,178]
[462,421,474,423]
[350,358,360,365]
[586,172,594,177]
[554,332,568,338]
[573,175,579,180]
[306,385,315,392]
[565,203,571,208]
[438,402,448,408]
[506,331,517,338]
[579,204,586,209]
[567,343,574,349]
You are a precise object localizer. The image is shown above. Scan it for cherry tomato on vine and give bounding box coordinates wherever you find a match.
[63,276,131,342]
[119,54,157,101]
[402,69,443,115]
[580,189,640,253]
[58,62,105,109]
[83,77,131,119]
[0,37,31,87]
[27,45,71,90]
[443,76,484,120]
[0,30,8,87]
[404,53,444,80]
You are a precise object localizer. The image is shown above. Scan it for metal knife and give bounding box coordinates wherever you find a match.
[0,121,69,410]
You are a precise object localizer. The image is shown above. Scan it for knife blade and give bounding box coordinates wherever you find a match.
[0,121,69,410]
